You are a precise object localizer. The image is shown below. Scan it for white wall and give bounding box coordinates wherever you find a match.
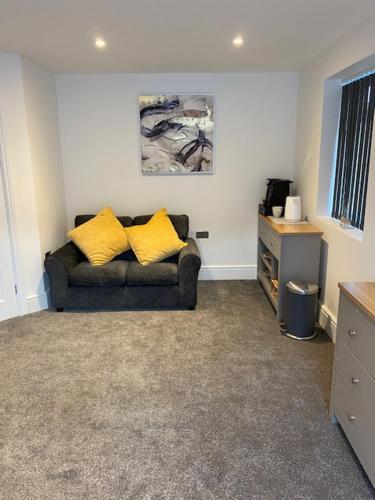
[0,53,44,312]
[0,53,66,314]
[294,15,375,333]
[56,73,298,278]
[21,58,67,258]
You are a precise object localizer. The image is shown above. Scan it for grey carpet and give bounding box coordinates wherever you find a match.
[0,281,374,500]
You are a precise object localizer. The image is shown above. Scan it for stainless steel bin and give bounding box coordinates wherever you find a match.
[285,281,319,340]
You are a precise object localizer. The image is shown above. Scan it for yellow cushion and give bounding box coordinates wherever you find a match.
[67,207,130,266]
[126,208,188,266]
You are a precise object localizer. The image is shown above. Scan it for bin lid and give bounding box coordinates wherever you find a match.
[286,281,319,296]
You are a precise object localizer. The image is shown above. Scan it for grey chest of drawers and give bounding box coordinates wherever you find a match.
[330,282,375,487]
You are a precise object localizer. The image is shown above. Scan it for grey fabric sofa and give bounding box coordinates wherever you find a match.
[45,213,201,311]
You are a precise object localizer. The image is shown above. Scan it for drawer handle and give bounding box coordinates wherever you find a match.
[348,329,357,337]
[348,415,356,422]
[351,377,359,385]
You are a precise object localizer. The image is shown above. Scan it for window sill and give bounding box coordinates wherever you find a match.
[316,216,364,242]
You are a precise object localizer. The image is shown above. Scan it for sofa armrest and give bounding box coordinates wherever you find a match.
[178,238,201,271]
[44,242,81,307]
[178,238,201,308]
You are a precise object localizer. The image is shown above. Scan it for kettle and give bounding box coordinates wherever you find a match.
[284,196,302,222]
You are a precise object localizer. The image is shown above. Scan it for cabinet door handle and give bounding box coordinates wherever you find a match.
[348,414,356,422]
[348,329,357,337]
[351,377,359,385]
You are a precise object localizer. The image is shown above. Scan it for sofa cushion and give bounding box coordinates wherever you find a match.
[114,249,178,263]
[69,261,129,286]
[132,214,189,240]
[68,207,130,266]
[126,209,187,266]
[114,249,137,261]
[75,214,188,239]
[75,214,133,229]
[127,261,178,285]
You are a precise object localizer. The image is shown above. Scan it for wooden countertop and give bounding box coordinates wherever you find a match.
[259,214,323,236]
[339,282,375,322]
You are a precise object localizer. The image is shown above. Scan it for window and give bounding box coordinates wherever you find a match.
[331,73,375,230]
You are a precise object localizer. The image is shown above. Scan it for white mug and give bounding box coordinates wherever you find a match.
[272,206,283,218]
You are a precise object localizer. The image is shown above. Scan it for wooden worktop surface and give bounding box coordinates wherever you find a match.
[259,214,323,236]
[339,282,375,323]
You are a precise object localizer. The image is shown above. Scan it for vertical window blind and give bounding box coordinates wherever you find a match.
[331,73,375,230]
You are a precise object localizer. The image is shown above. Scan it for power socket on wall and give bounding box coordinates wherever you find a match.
[196,231,209,239]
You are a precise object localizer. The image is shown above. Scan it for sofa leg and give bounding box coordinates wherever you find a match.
[56,307,64,312]
[188,305,196,310]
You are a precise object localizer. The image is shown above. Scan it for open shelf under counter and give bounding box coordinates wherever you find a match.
[257,270,277,309]
[257,214,322,322]
[259,252,272,272]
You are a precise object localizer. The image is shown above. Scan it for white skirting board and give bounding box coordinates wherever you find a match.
[318,303,337,342]
[199,265,257,281]
[26,292,49,314]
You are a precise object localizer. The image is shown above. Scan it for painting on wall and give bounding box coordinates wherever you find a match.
[138,94,214,175]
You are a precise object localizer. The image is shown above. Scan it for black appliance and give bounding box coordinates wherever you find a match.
[258,178,292,216]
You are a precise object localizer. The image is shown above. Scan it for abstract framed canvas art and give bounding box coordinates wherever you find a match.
[138,94,214,175]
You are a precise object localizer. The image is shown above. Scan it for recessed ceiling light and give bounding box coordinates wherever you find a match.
[95,37,107,49]
[232,35,244,47]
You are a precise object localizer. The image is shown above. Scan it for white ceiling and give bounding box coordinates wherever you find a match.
[1,0,375,73]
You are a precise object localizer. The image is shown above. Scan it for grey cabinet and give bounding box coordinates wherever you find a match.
[257,215,322,322]
[330,283,375,487]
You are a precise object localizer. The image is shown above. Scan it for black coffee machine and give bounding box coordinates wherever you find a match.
[258,178,292,216]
